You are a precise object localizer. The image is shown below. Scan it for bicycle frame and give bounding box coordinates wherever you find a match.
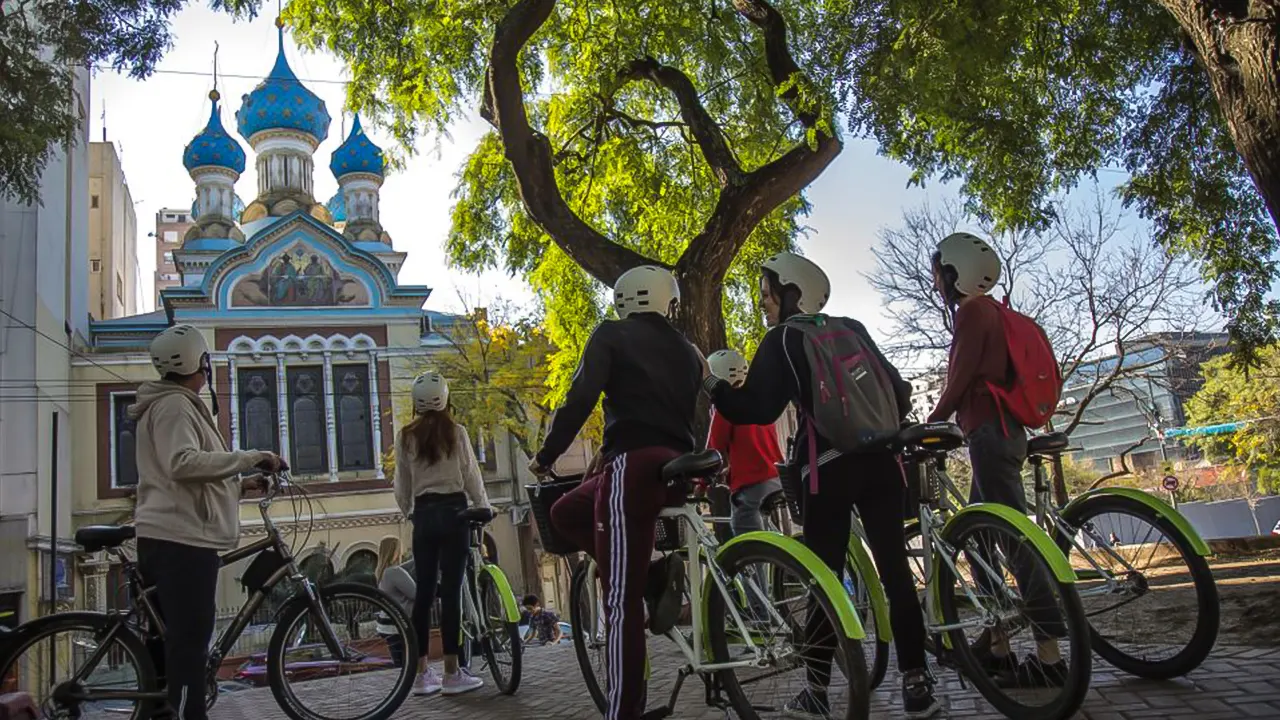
[62,484,351,708]
[459,524,520,653]
[582,502,782,677]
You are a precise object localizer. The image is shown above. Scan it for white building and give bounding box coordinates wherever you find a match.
[0,68,92,623]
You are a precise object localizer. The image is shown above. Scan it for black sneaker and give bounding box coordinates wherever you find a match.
[902,669,941,719]
[782,688,831,719]
[646,555,685,635]
[996,654,1069,688]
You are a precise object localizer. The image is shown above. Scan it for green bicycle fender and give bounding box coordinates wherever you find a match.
[1064,488,1212,557]
[942,504,1077,584]
[713,531,865,640]
[480,564,522,623]
[845,535,893,643]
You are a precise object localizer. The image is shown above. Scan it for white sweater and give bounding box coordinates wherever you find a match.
[393,424,490,518]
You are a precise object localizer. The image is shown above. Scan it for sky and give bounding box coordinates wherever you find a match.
[89,4,1132,340]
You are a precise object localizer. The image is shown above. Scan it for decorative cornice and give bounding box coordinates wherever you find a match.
[239,510,402,537]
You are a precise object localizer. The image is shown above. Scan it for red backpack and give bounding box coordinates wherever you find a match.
[985,296,1061,431]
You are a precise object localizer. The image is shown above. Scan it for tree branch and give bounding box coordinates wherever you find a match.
[482,0,656,286]
[614,56,745,187]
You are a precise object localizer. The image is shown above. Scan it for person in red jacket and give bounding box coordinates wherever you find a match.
[706,349,784,536]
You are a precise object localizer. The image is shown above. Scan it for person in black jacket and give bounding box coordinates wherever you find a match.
[702,252,940,720]
[529,266,702,720]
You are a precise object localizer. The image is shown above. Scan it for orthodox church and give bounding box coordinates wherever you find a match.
[66,21,554,619]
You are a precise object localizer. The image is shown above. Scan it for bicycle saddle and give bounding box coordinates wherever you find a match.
[661,449,724,483]
[896,423,966,452]
[75,525,136,553]
[1028,432,1070,455]
[458,507,497,525]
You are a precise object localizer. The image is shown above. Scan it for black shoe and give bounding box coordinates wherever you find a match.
[996,654,1068,688]
[646,555,685,635]
[902,669,941,719]
[782,688,831,719]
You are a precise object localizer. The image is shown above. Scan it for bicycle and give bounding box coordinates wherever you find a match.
[532,450,871,720]
[860,423,1093,720]
[0,472,417,720]
[453,505,523,694]
[1021,433,1218,678]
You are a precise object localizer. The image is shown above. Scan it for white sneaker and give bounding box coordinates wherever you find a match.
[414,667,442,696]
[440,667,484,696]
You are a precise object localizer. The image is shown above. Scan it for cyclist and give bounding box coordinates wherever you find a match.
[133,324,284,720]
[701,253,939,719]
[530,265,703,720]
[393,372,491,697]
[927,232,1067,685]
[705,349,784,536]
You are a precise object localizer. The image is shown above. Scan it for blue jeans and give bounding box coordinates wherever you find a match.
[730,478,783,535]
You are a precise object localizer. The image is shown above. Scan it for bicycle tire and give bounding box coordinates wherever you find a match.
[1056,494,1219,679]
[568,561,609,714]
[709,539,871,720]
[477,569,523,695]
[792,532,889,691]
[0,612,160,720]
[267,583,417,720]
[938,512,1091,720]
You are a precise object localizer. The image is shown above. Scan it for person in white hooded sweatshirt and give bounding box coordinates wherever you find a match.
[132,325,284,720]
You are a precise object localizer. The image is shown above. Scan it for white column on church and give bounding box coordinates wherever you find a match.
[228,355,241,450]
[322,351,339,481]
[276,353,292,464]
[368,352,384,478]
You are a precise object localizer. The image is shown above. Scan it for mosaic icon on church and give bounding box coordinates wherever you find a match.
[230,242,371,307]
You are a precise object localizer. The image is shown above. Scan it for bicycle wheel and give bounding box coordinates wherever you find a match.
[937,512,1091,720]
[1057,494,1219,679]
[0,612,159,720]
[569,560,609,714]
[267,583,417,720]
[477,569,523,694]
[709,539,870,720]
[792,532,888,691]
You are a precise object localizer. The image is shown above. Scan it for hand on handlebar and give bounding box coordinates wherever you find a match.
[528,458,551,478]
[256,452,288,473]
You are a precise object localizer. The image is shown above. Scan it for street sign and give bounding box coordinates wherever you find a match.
[1162,475,1179,492]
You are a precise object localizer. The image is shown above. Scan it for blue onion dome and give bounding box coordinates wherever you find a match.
[182,91,246,174]
[235,19,331,143]
[191,193,246,222]
[325,191,346,223]
[329,114,385,179]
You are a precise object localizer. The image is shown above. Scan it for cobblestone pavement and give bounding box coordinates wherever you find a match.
[212,641,1280,719]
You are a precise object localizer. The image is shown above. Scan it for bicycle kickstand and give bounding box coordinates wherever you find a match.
[639,666,691,720]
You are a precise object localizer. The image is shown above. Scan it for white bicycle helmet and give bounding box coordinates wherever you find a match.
[935,232,1001,297]
[708,349,749,386]
[412,372,449,413]
[149,324,209,377]
[614,266,680,319]
[761,252,830,314]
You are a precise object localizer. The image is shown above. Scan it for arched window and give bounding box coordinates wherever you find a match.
[342,549,378,586]
[288,367,328,474]
[298,553,334,585]
[237,368,279,453]
[334,366,373,470]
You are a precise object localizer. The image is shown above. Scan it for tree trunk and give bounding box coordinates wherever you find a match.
[673,272,729,445]
[1159,0,1280,233]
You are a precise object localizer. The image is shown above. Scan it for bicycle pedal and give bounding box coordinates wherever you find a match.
[640,708,673,720]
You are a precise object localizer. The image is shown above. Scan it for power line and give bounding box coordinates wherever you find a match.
[0,306,133,385]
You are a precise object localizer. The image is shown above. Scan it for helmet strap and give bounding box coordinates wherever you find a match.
[201,353,220,417]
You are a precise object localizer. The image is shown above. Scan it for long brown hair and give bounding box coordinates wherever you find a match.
[399,408,458,464]
[375,535,401,582]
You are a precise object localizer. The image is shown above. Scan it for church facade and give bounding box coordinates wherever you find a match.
[66,25,550,616]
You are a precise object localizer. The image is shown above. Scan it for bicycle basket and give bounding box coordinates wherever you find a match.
[526,476,583,556]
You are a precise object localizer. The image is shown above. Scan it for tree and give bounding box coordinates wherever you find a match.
[428,298,556,462]
[0,0,190,205]
[841,0,1280,363]
[1184,345,1280,495]
[871,194,1210,431]
[246,0,848,387]
[869,192,1212,479]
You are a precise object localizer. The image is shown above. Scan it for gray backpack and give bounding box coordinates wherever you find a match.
[784,315,902,489]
